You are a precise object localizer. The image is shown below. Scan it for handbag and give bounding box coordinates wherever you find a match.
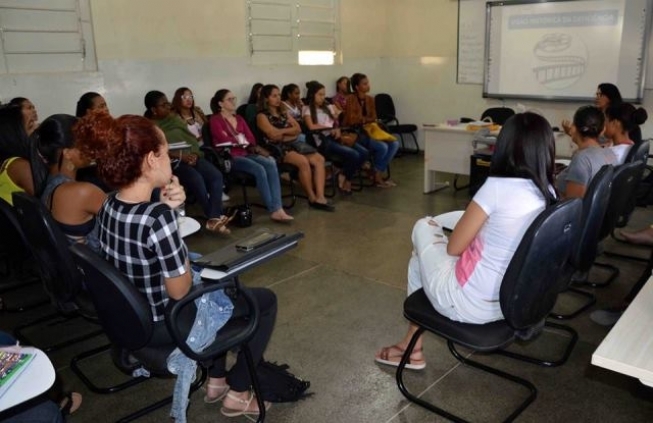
[339,132,358,147]
[256,360,311,402]
[364,122,397,142]
[214,148,233,174]
[289,140,317,155]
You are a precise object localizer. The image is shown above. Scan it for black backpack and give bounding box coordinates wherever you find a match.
[256,360,311,402]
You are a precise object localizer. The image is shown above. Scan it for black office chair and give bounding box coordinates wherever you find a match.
[0,197,48,312]
[577,161,645,288]
[11,192,103,351]
[374,93,419,154]
[70,243,266,422]
[396,199,582,422]
[480,107,515,125]
[551,165,613,319]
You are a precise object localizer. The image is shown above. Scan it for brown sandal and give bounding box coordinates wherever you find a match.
[375,344,426,370]
[205,214,234,234]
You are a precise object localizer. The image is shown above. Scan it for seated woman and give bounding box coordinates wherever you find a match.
[0,105,47,203]
[332,76,351,112]
[76,113,276,417]
[209,89,293,222]
[557,106,617,199]
[605,103,648,164]
[256,84,334,211]
[75,92,109,118]
[247,83,263,105]
[302,81,368,195]
[144,90,231,233]
[171,87,207,142]
[281,84,304,121]
[9,97,39,136]
[343,73,399,188]
[375,112,557,369]
[37,114,105,251]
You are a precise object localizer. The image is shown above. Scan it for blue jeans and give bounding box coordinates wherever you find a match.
[232,155,282,212]
[358,135,399,173]
[320,138,368,180]
[173,158,224,219]
[0,398,63,423]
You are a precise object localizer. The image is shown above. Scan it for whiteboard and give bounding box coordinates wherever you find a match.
[458,0,653,92]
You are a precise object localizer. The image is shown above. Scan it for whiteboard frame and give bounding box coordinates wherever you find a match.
[482,0,653,103]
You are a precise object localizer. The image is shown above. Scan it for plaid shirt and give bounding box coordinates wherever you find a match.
[98,194,188,322]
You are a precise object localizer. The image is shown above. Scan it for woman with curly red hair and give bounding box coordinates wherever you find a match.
[75,112,276,418]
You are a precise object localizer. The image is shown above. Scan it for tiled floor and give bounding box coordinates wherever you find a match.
[2,154,653,422]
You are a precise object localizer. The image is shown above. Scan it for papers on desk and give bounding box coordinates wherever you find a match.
[0,347,35,399]
[169,142,191,150]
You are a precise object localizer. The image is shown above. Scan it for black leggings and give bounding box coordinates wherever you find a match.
[151,287,277,392]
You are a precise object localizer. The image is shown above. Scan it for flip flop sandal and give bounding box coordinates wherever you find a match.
[375,345,426,370]
[220,391,271,417]
[206,212,236,234]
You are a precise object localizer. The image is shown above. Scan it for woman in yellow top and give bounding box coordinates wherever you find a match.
[0,105,47,204]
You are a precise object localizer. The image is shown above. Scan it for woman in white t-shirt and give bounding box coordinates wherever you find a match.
[302,81,368,195]
[605,103,648,164]
[375,112,557,370]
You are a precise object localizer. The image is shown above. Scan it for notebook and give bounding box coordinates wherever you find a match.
[193,231,301,271]
[0,347,35,399]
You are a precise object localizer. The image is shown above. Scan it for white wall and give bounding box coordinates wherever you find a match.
[0,0,651,145]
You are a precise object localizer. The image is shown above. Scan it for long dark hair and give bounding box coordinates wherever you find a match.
[605,103,648,133]
[281,84,299,102]
[210,89,230,114]
[257,84,285,115]
[573,105,605,139]
[350,73,367,93]
[143,90,166,119]
[306,81,335,126]
[37,114,78,170]
[598,83,622,106]
[336,76,351,94]
[171,87,197,117]
[75,92,101,118]
[490,112,556,205]
[0,105,47,196]
[247,83,263,105]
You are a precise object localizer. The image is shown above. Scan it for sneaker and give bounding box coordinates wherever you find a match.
[222,192,230,202]
[589,308,624,326]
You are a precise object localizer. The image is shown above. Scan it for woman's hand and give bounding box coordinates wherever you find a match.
[561,119,572,136]
[182,153,199,166]
[331,128,341,139]
[160,176,186,209]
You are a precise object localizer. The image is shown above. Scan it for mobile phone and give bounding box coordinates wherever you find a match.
[235,232,279,252]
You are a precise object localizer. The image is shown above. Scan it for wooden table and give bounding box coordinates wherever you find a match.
[592,275,653,387]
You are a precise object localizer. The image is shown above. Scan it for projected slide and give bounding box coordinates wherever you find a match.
[484,0,650,101]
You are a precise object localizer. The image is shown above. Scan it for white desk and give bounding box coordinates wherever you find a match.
[422,124,574,194]
[592,275,653,387]
[179,217,201,238]
[0,348,56,412]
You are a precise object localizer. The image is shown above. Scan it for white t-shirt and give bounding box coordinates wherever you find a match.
[609,144,632,165]
[452,177,547,321]
[301,105,337,147]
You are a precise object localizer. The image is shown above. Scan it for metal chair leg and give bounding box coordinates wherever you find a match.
[243,344,266,423]
[396,327,537,423]
[495,321,578,367]
[550,287,597,320]
[14,313,104,353]
[70,344,150,394]
[584,262,619,287]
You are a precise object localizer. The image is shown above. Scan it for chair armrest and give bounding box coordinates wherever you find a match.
[165,279,259,363]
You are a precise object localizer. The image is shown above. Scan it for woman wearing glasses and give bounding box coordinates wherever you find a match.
[209,89,293,222]
[172,87,207,142]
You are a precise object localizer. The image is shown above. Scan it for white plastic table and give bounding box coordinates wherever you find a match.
[0,347,56,412]
[179,217,201,238]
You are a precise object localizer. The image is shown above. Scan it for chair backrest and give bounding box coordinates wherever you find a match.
[0,197,31,260]
[480,107,515,125]
[70,243,153,351]
[601,161,645,234]
[624,138,650,165]
[500,198,582,330]
[571,165,613,272]
[202,113,213,146]
[236,104,248,119]
[12,192,83,309]
[374,93,396,121]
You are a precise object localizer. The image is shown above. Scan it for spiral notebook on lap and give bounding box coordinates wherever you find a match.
[193,231,302,271]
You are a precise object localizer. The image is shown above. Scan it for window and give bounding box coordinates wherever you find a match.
[0,0,97,74]
[247,0,339,65]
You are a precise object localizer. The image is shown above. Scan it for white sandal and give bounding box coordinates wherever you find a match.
[220,391,270,417]
[203,383,230,404]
